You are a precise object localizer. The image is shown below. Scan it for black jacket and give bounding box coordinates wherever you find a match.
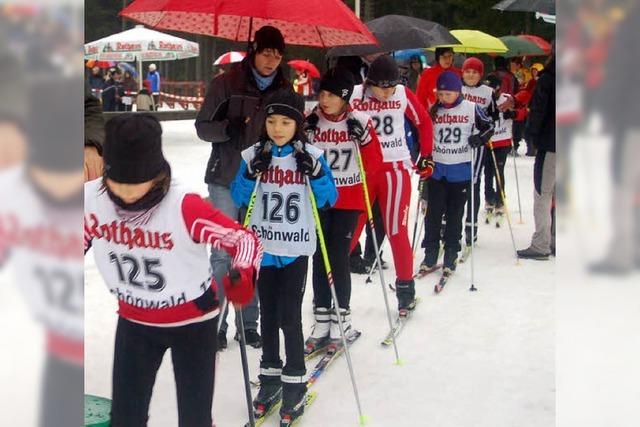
[525,60,555,153]
[195,56,290,187]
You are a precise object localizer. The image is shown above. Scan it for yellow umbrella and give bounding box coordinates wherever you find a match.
[428,29,508,54]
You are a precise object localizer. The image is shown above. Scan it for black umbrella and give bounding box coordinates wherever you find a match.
[492,0,555,15]
[327,15,458,57]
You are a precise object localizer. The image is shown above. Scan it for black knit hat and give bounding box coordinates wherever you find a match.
[366,55,399,88]
[435,47,454,63]
[103,113,169,184]
[254,25,285,54]
[319,67,355,101]
[264,89,305,125]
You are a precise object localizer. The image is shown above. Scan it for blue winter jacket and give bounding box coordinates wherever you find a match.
[231,141,337,268]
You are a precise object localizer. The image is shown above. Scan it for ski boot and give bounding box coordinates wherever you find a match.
[494,206,504,228]
[484,202,495,224]
[253,372,282,419]
[304,307,331,356]
[349,254,369,274]
[280,380,306,426]
[328,308,352,354]
[235,329,262,348]
[443,249,458,272]
[395,279,416,317]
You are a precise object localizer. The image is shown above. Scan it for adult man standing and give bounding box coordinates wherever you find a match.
[518,54,556,260]
[416,47,462,110]
[195,25,290,349]
[146,63,161,110]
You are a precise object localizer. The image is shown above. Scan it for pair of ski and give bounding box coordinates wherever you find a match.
[245,331,362,427]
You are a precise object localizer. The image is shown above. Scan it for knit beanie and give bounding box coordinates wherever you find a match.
[435,47,454,63]
[254,25,285,54]
[462,57,484,76]
[319,67,355,101]
[264,89,305,125]
[103,113,169,184]
[436,70,462,92]
[366,55,399,88]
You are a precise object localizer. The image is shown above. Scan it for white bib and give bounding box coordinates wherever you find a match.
[432,99,476,165]
[311,112,364,189]
[242,145,322,257]
[350,84,410,163]
[493,93,514,141]
[0,170,83,340]
[85,179,213,310]
[462,84,493,111]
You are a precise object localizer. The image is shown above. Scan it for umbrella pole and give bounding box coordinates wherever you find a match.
[138,57,143,90]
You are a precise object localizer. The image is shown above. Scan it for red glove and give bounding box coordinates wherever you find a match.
[415,156,434,179]
[222,267,255,307]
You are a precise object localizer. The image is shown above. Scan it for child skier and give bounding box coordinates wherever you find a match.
[484,75,518,226]
[231,90,337,424]
[421,71,493,274]
[303,67,383,353]
[84,113,262,427]
[460,57,496,252]
[349,54,433,314]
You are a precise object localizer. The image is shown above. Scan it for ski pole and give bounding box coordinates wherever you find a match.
[469,148,478,292]
[410,179,425,256]
[237,146,269,427]
[304,174,367,425]
[352,142,402,364]
[487,140,520,264]
[510,139,524,224]
[236,308,255,427]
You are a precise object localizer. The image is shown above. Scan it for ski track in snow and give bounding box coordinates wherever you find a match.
[84,120,555,427]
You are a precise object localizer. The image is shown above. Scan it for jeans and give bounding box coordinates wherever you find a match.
[208,183,259,334]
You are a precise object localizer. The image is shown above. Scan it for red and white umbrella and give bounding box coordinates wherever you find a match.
[287,59,320,78]
[214,51,246,65]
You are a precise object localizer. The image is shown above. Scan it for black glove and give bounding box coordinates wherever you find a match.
[304,112,319,136]
[246,142,272,178]
[346,117,367,145]
[502,110,517,120]
[468,134,485,148]
[295,149,323,178]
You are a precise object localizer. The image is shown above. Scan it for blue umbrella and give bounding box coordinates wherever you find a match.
[117,62,138,77]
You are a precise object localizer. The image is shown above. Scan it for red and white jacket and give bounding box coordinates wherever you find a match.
[350,84,433,170]
[308,108,383,211]
[84,178,262,327]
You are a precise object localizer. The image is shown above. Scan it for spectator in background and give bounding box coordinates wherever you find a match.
[293,69,314,98]
[416,47,461,109]
[135,80,155,111]
[488,56,518,96]
[101,68,121,112]
[120,70,137,111]
[510,57,531,88]
[146,63,161,110]
[88,66,104,98]
[407,55,423,92]
[517,54,556,260]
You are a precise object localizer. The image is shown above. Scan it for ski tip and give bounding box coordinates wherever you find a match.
[359,414,370,425]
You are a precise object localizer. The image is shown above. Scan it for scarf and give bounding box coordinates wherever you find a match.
[252,67,277,91]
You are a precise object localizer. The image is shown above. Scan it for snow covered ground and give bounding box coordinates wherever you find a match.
[84,120,555,427]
